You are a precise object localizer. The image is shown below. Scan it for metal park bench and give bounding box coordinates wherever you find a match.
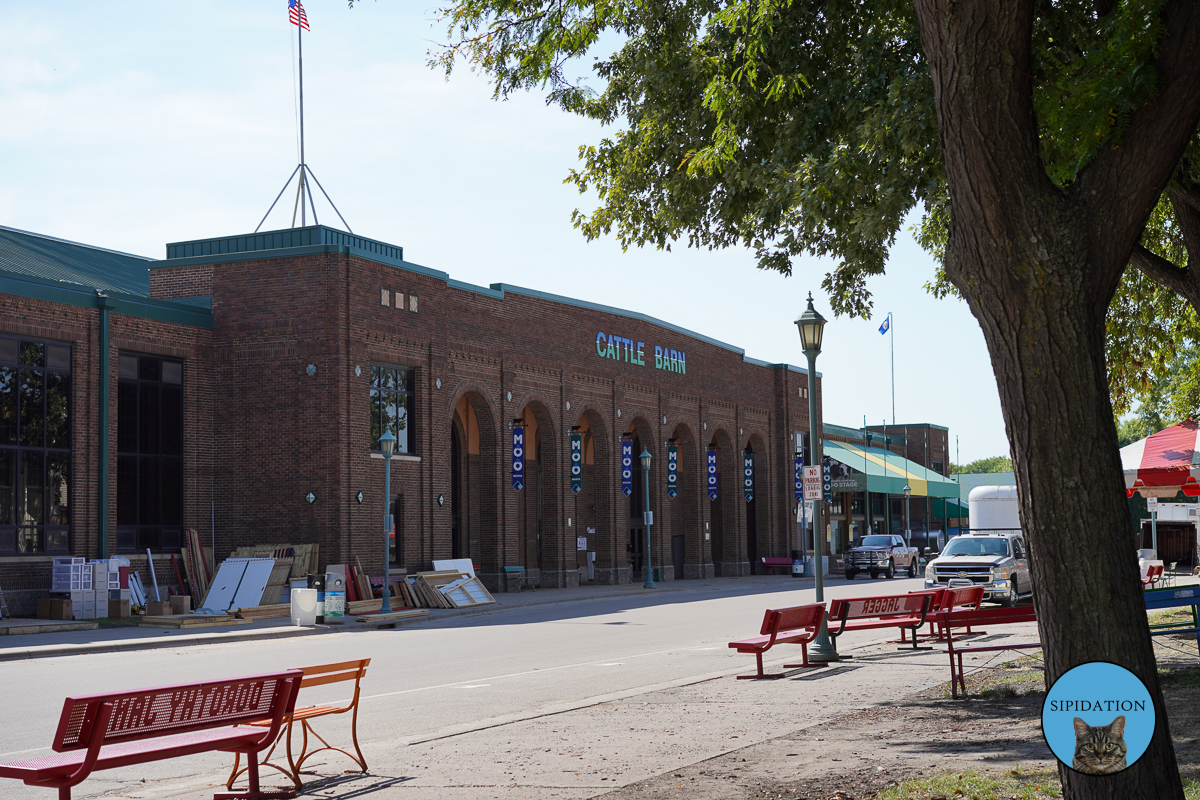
[228,659,370,791]
[0,670,301,800]
[760,557,794,574]
[826,593,936,651]
[727,603,827,679]
[505,566,536,592]
[942,604,1039,698]
[1145,585,1200,647]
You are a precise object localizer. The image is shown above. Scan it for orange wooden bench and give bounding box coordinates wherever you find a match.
[228,659,370,790]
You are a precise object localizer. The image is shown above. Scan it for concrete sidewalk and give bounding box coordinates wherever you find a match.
[0,574,821,661]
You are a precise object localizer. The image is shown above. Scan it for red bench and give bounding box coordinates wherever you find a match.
[0,670,302,800]
[827,593,935,650]
[943,604,1039,698]
[1142,564,1164,590]
[760,557,795,574]
[728,603,827,679]
[910,585,986,643]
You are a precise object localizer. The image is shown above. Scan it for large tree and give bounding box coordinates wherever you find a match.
[423,1,1200,796]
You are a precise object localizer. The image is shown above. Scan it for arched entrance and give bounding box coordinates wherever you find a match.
[624,417,656,583]
[516,401,562,586]
[709,429,744,576]
[744,434,770,573]
[668,422,704,579]
[450,392,498,577]
[572,410,612,583]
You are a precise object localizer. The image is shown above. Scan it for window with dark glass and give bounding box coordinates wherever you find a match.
[116,354,184,552]
[0,336,70,555]
[370,365,413,454]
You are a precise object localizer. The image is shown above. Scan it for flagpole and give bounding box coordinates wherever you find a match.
[889,311,895,424]
[298,15,307,226]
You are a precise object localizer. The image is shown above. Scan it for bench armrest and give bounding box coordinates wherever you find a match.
[57,702,113,790]
[247,673,303,751]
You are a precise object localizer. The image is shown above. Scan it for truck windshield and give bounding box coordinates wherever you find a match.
[859,536,892,547]
[942,538,1011,557]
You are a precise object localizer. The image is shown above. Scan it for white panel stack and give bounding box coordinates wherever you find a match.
[51,558,91,592]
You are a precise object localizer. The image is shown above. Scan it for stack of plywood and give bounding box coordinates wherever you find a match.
[399,571,495,609]
[180,529,212,600]
[230,543,319,582]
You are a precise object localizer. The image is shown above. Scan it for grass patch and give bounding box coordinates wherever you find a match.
[877,767,1060,800]
[977,685,1019,699]
[1159,666,1200,687]
[878,770,1200,799]
[1150,608,1194,626]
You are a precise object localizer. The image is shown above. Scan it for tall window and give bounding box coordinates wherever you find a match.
[370,365,413,454]
[0,337,71,555]
[117,354,184,552]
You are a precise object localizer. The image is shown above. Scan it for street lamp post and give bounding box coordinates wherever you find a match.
[903,484,912,547]
[795,292,838,662]
[379,430,396,613]
[640,448,655,589]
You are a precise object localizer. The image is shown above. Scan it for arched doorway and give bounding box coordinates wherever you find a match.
[744,434,770,573]
[516,401,562,586]
[709,429,743,576]
[450,392,498,580]
[573,410,611,583]
[668,422,703,579]
[624,417,656,583]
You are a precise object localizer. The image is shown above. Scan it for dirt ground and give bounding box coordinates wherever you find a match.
[597,630,1200,800]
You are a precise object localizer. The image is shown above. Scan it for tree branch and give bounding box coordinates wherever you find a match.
[1129,244,1199,307]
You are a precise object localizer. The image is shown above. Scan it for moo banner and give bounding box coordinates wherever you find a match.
[621,438,633,497]
[743,453,754,502]
[667,444,679,498]
[794,456,804,504]
[707,449,719,501]
[512,426,525,492]
[570,433,583,494]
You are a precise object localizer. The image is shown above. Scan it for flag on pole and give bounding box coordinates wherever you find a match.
[878,314,890,335]
[289,0,310,30]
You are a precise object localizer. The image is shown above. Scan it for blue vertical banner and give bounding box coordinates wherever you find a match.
[667,445,679,498]
[707,448,719,501]
[822,457,832,503]
[621,438,633,497]
[794,456,803,504]
[570,433,583,494]
[743,453,754,502]
[512,426,525,492]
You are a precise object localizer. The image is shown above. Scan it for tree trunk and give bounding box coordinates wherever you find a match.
[912,1,1200,796]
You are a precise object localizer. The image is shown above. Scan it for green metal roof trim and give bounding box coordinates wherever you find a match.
[0,224,152,295]
[165,225,403,262]
[0,267,211,328]
[155,227,815,376]
[931,496,969,518]
[823,439,959,498]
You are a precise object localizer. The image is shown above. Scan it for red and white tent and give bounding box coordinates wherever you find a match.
[1120,419,1200,498]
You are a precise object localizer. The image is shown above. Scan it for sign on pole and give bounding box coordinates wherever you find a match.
[512,426,525,492]
[803,465,822,501]
[570,433,582,494]
[794,456,804,503]
[822,457,832,503]
[621,438,633,497]
[667,444,679,498]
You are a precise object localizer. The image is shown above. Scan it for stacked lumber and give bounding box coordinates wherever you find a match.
[355,609,427,622]
[230,543,319,581]
[180,529,212,600]
[398,571,496,609]
[140,614,251,629]
[225,597,391,620]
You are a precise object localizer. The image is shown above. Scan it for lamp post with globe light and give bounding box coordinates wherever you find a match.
[379,430,396,613]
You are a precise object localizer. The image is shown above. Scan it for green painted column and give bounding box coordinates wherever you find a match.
[97,293,113,559]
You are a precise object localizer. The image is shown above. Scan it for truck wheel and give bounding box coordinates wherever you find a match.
[1000,580,1018,607]
[907,559,918,578]
[845,570,857,580]
[884,560,895,579]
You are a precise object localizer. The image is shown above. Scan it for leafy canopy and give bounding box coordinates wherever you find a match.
[952,456,1014,475]
[429,0,1182,321]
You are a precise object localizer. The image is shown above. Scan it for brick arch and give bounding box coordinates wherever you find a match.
[447,385,501,579]
[515,397,564,586]
[622,415,659,582]
[571,408,616,582]
[666,420,706,579]
[744,432,772,572]
[707,426,745,576]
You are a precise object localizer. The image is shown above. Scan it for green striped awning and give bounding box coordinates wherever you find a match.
[823,439,961,498]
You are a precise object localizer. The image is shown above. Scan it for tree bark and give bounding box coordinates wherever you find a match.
[911,1,1200,797]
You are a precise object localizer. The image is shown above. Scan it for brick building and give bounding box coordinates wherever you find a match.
[3,223,865,611]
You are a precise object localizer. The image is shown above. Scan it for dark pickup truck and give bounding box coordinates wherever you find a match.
[845,534,920,580]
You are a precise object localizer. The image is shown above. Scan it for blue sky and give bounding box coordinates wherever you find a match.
[1,2,1009,463]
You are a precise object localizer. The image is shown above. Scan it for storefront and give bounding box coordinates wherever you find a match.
[1,222,851,609]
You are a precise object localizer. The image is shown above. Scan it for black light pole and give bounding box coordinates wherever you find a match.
[640,448,655,588]
[379,430,396,613]
[796,293,838,662]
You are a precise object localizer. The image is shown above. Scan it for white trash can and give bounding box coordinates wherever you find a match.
[290,588,318,626]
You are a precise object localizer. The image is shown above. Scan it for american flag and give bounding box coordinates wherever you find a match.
[289,0,310,31]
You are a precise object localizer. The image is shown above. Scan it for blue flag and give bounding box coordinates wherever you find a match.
[878,314,890,335]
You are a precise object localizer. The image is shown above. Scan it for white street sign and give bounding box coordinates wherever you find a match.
[803,465,822,501]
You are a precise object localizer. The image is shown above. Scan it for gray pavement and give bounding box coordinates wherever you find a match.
[0,574,1043,800]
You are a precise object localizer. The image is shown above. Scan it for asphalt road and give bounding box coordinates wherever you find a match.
[0,574,941,799]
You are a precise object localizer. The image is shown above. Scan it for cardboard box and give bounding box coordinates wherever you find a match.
[37,598,73,620]
[170,595,191,615]
[108,599,131,619]
[146,600,171,616]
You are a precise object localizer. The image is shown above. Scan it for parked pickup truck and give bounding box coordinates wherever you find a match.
[923,531,1031,606]
[845,534,920,580]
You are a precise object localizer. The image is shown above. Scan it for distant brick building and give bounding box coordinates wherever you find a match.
[2,224,865,611]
